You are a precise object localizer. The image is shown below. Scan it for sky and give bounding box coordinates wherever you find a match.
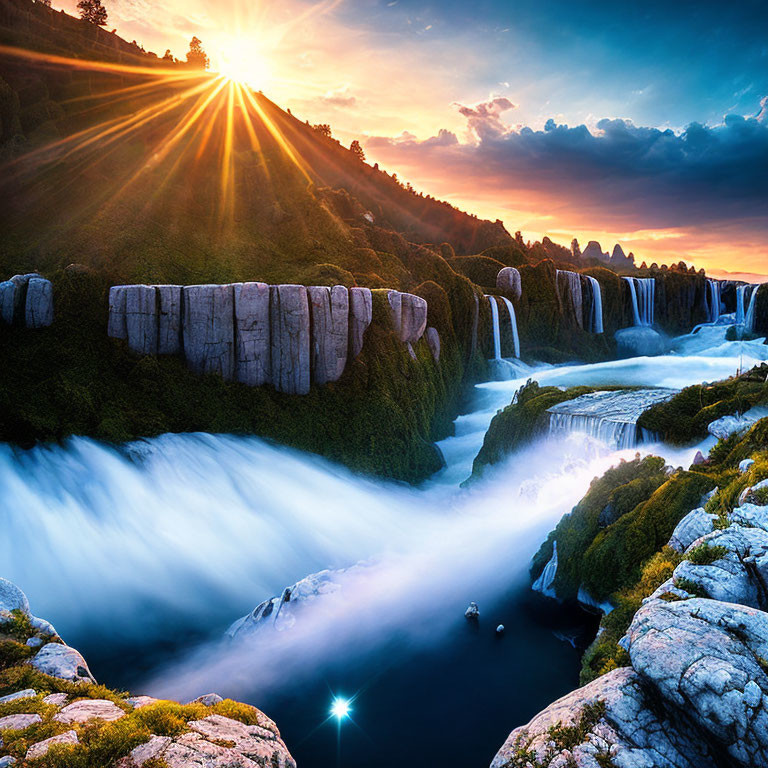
[55,0,768,275]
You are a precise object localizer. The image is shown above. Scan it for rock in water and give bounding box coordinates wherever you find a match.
[125,285,158,356]
[349,287,372,358]
[615,326,665,357]
[234,282,271,386]
[426,326,441,362]
[465,601,479,620]
[183,285,235,380]
[308,285,349,384]
[156,285,182,355]
[496,267,521,300]
[270,285,310,394]
[24,277,53,328]
[496,624,505,634]
[107,285,128,339]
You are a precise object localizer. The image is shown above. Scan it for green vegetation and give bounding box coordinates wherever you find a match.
[470,381,608,479]
[685,542,727,565]
[637,365,768,444]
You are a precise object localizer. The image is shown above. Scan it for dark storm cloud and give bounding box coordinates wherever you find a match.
[368,100,768,231]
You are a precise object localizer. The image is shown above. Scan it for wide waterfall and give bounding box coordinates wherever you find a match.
[623,276,655,326]
[707,279,721,323]
[487,295,502,359]
[547,389,676,449]
[499,296,521,357]
[585,276,604,334]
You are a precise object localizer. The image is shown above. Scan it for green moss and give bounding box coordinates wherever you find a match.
[673,576,710,598]
[686,543,727,565]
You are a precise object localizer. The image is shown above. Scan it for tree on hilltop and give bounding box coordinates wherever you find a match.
[350,139,365,162]
[186,37,210,70]
[78,0,108,25]
[313,124,332,138]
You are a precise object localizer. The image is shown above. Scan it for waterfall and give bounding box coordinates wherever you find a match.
[499,297,521,358]
[623,277,655,327]
[531,542,557,598]
[745,285,760,333]
[736,285,749,325]
[707,279,721,323]
[486,295,501,359]
[556,270,584,329]
[547,388,676,449]
[585,276,604,334]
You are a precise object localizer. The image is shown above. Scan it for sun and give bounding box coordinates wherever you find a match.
[212,37,271,89]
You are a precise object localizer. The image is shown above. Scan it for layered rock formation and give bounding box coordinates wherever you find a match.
[0,577,295,768]
[0,273,53,328]
[108,282,393,393]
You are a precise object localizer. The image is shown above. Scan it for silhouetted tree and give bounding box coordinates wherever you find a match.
[571,238,581,260]
[78,0,108,25]
[186,37,209,70]
[313,124,332,138]
[37,0,52,6]
[162,49,174,61]
[350,139,365,162]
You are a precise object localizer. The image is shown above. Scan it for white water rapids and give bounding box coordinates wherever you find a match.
[1,324,767,702]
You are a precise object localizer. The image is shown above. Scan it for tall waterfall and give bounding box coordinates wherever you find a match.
[499,296,521,358]
[736,285,750,325]
[707,279,721,323]
[487,295,502,359]
[745,285,760,332]
[585,276,604,334]
[556,270,584,329]
[623,277,655,326]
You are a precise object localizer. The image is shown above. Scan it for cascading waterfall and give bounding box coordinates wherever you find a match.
[547,389,676,450]
[736,285,749,325]
[585,276,604,334]
[486,295,502,359]
[556,270,583,328]
[499,296,521,358]
[745,285,760,333]
[707,279,721,323]
[623,277,655,326]
[531,541,557,597]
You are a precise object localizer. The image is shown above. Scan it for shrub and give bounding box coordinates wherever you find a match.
[686,543,727,565]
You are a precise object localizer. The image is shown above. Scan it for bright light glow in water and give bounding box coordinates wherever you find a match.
[330,698,351,719]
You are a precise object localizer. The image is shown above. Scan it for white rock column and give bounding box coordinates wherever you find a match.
[425,326,441,362]
[182,285,235,380]
[308,285,349,385]
[399,293,428,344]
[1,273,38,325]
[386,290,403,337]
[234,282,271,386]
[270,284,310,394]
[349,287,372,358]
[24,278,54,328]
[496,267,522,300]
[107,286,128,339]
[157,285,182,355]
[125,285,158,355]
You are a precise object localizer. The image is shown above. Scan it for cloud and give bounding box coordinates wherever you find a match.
[319,84,357,107]
[367,100,768,239]
[453,96,517,140]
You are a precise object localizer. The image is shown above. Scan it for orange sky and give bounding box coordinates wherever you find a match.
[53,0,768,278]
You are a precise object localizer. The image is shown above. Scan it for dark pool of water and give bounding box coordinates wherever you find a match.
[79,587,598,768]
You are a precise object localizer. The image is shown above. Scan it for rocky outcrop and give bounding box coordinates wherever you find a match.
[183,284,235,380]
[234,282,271,386]
[0,578,295,768]
[308,285,348,384]
[270,284,311,394]
[349,286,372,358]
[0,273,53,328]
[668,507,717,552]
[496,267,521,300]
[107,281,411,393]
[426,326,441,361]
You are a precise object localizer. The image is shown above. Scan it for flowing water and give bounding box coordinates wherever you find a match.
[2,324,768,767]
[624,276,656,326]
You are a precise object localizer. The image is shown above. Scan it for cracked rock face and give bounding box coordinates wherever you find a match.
[496,267,522,300]
[26,731,78,761]
[30,643,96,684]
[0,274,39,325]
[24,277,54,328]
[54,699,125,724]
[491,666,713,768]
[157,285,183,355]
[308,285,348,385]
[426,326,441,362]
[125,285,158,356]
[349,286,372,358]
[627,599,768,767]
[270,284,310,395]
[234,282,271,387]
[668,507,717,553]
[108,285,128,339]
[182,285,235,380]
